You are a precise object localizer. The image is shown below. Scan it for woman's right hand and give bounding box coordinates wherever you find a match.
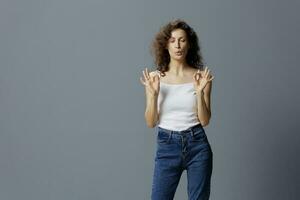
[139,68,160,97]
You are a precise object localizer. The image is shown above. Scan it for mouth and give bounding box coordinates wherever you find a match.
[175,51,183,55]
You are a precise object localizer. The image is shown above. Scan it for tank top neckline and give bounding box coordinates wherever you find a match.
[155,70,194,86]
[160,81,194,86]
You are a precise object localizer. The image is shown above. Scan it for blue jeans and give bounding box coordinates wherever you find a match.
[151,123,213,200]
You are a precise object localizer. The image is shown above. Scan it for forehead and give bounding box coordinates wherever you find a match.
[170,29,187,38]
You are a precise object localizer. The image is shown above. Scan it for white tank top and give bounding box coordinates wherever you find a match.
[154,70,201,131]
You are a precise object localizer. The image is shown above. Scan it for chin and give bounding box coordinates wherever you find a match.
[172,56,186,61]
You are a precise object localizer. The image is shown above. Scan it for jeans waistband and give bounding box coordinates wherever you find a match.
[157,123,203,136]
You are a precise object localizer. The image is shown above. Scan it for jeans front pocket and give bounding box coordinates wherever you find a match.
[157,131,171,144]
[191,128,207,142]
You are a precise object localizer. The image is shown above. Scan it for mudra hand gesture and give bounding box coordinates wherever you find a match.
[193,66,214,94]
[140,68,160,97]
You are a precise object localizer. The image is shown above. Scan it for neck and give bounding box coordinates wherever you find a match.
[168,59,188,76]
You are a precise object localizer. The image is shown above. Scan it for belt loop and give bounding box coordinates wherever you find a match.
[168,131,173,142]
[190,128,194,136]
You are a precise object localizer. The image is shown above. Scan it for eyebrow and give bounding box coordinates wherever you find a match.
[170,36,186,39]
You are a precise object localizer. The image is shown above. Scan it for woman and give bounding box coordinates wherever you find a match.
[139,19,215,200]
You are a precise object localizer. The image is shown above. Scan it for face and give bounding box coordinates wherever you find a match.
[166,28,189,61]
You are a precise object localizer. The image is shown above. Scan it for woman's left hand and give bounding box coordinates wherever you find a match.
[193,66,214,94]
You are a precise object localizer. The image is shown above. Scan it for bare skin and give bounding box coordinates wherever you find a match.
[140,28,214,128]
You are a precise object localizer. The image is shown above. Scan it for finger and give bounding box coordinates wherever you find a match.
[209,76,214,81]
[145,68,150,80]
[199,69,203,78]
[142,70,147,80]
[139,77,146,85]
[143,69,150,82]
[197,69,201,80]
[207,74,212,79]
[199,72,202,80]
[193,72,197,81]
[206,69,210,78]
[204,67,208,76]
[197,69,201,75]
[204,66,208,73]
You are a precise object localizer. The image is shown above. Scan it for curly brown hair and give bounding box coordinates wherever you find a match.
[150,19,205,77]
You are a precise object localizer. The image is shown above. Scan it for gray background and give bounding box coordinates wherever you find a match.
[1,0,299,199]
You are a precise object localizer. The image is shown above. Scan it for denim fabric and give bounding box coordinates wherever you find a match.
[151,123,213,200]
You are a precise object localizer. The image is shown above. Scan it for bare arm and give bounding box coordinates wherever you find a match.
[140,70,160,128]
[144,93,159,128]
[196,77,212,127]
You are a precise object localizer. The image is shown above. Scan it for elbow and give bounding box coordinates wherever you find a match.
[144,114,158,128]
[146,122,156,128]
[145,119,157,128]
[201,120,209,127]
[199,116,211,127]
